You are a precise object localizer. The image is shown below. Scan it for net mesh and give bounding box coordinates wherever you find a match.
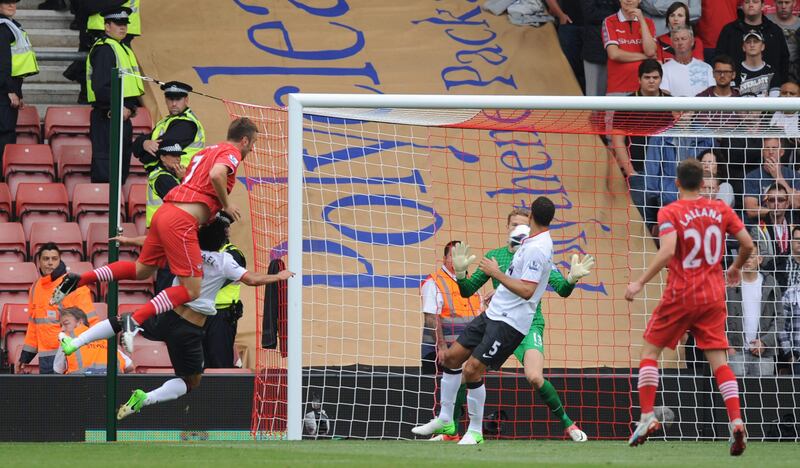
[227,101,799,442]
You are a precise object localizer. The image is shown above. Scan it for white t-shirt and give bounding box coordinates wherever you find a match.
[421,266,453,315]
[741,273,763,348]
[770,112,800,137]
[175,251,248,315]
[485,231,553,334]
[660,58,714,97]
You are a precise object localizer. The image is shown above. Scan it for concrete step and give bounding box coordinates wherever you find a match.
[18,0,67,12]
[26,64,69,83]
[28,28,79,48]
[15,9,73,30]
[22,82,80,105]
[32,46,83,66]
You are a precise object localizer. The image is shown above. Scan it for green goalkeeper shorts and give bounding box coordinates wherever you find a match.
[513,321,544,364]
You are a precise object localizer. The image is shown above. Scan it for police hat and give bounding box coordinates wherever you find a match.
[160,81,192,98]
[156,142,185,157]
[102,6,133,25]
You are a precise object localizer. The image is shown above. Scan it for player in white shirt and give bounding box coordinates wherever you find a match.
[58,213,294,419]
[412,197,556,445]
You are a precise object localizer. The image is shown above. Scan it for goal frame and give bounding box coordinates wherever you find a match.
[284,94,800,440]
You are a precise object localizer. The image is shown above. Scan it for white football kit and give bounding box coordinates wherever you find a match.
[174,251,248,315]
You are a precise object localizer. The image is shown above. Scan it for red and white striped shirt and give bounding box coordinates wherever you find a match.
[658,198,745,305]
[165,142,242,218]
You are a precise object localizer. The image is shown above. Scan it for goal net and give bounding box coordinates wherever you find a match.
[227,95,799,442]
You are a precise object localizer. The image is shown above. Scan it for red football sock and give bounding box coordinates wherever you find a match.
[715,365,742,422]
[78,261,137,287]
[131,286,192,324]
[637,358,659,415]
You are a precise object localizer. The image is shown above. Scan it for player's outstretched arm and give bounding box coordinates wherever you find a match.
[457,254,491,298]
[725,228,755,287]
[625,231,677,301]
[110,235,147,247]
[240,270,295,287]
[550,254,596,297]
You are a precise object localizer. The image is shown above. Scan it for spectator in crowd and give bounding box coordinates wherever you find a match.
[697,0,738,62]
[660,26,714,96]
[752,183,796,287]
[16,243,96,374]
[53,307,132,375]
[737,29,782,96]
[581,0,619,95]
[780,225,800,374]
[0,0,39,165]
[133,81,205,170]
[697,55,740,97]
[611,59,670,234]
[717,0,790,84]
[87,6,144,183]
[770,81,800,137]
[726,243,783,377]
[768,0,800,81]
[642,0,700,37]
[651,1,703,61]
[204,222,247,369]
[602,0,657,95]
[699,150,736,206]
[744,138,800,222]
[547,0,586,93]
[700,176,735,206]
[420,240,482,440]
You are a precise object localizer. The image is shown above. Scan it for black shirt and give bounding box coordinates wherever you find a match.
[132,111,199,163]
[89,35,140,111]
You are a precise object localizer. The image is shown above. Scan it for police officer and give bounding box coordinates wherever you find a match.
[86,0,140,45]
[133,81,205,169]
[147,141,185,294]
[203,224,246,368]
[0,0,38,165]
[86,6,144,183]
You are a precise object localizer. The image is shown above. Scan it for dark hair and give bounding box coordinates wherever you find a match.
[227,117,258,142]
[198,216,229,252]
[37,242,61,258]
[506,207,531,225]
[665,2,690,29]
[530,197,555,227]
[712,54,735,70]
[677,159,704,190]
[792,224,800,239]
[638,59,663,78]
[61,307,89,327]
[764,182,789,195]
[444,240,460,258]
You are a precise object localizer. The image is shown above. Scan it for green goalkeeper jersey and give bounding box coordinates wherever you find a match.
[456,245,575,330]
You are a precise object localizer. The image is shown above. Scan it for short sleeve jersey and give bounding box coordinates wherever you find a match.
[657,198,745,305]
[178,251,247,315]
[164,142,242,217]
[485,231,553,334]
[603,11,657,93]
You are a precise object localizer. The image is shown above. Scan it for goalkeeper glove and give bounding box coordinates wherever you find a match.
[452,242,476,280]
[567,254,595,284]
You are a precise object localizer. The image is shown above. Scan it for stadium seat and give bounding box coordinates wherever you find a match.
[123,173,147,200]
[56,143,91,177]
[44,106,91,139]
[29,222,84,263]
[131,110,153,137]
[0,262,38,305]
[118,303,141,315]
[127,183,146,232]
[0,182,11,221]
[72,183,110,239]
[131,335,172,373]
[86,222,139,268]
[1,303,30,336]
[15,183,70,237]
[128,156,147,178]
[116,278,153,304]
[0,222,26,262]
[91,302,108,322]
[2,144,56,197]
[50,135,92,172]
[8,341,39,374]
[16,106,41,144]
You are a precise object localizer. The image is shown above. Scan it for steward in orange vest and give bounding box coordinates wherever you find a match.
[54,307,130,375]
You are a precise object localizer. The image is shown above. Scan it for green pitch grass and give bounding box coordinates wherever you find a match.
[2,440,799,467]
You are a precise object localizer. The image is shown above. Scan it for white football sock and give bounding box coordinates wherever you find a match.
[145,378,188,406]
[72,319,115,348]
[437,369,462,423]
[467,382,486,434]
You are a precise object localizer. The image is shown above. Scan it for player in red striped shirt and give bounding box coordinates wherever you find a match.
[625,158,754,456]
[51,118,258,352]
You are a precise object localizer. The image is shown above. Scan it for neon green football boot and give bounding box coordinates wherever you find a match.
[117,389,147,420]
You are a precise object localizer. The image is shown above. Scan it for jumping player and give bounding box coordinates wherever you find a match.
[454,208,593,442]
[58,214,294,418]
[51,117,259,351]
[625,158,753,456]
[412,196,555,445]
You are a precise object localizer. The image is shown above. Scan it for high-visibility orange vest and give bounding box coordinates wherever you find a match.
[421,268,481,347]
[23,274,96,358]
[64,324,125,374]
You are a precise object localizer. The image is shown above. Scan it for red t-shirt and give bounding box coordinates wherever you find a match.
[697,0,738,48]
[165,141,242,217]
[603,10,657,94]
[657,198,745,306]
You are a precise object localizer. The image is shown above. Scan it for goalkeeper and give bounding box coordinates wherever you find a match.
[454,208,594,442]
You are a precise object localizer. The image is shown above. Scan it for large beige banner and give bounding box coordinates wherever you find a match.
[135,0,649,368]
